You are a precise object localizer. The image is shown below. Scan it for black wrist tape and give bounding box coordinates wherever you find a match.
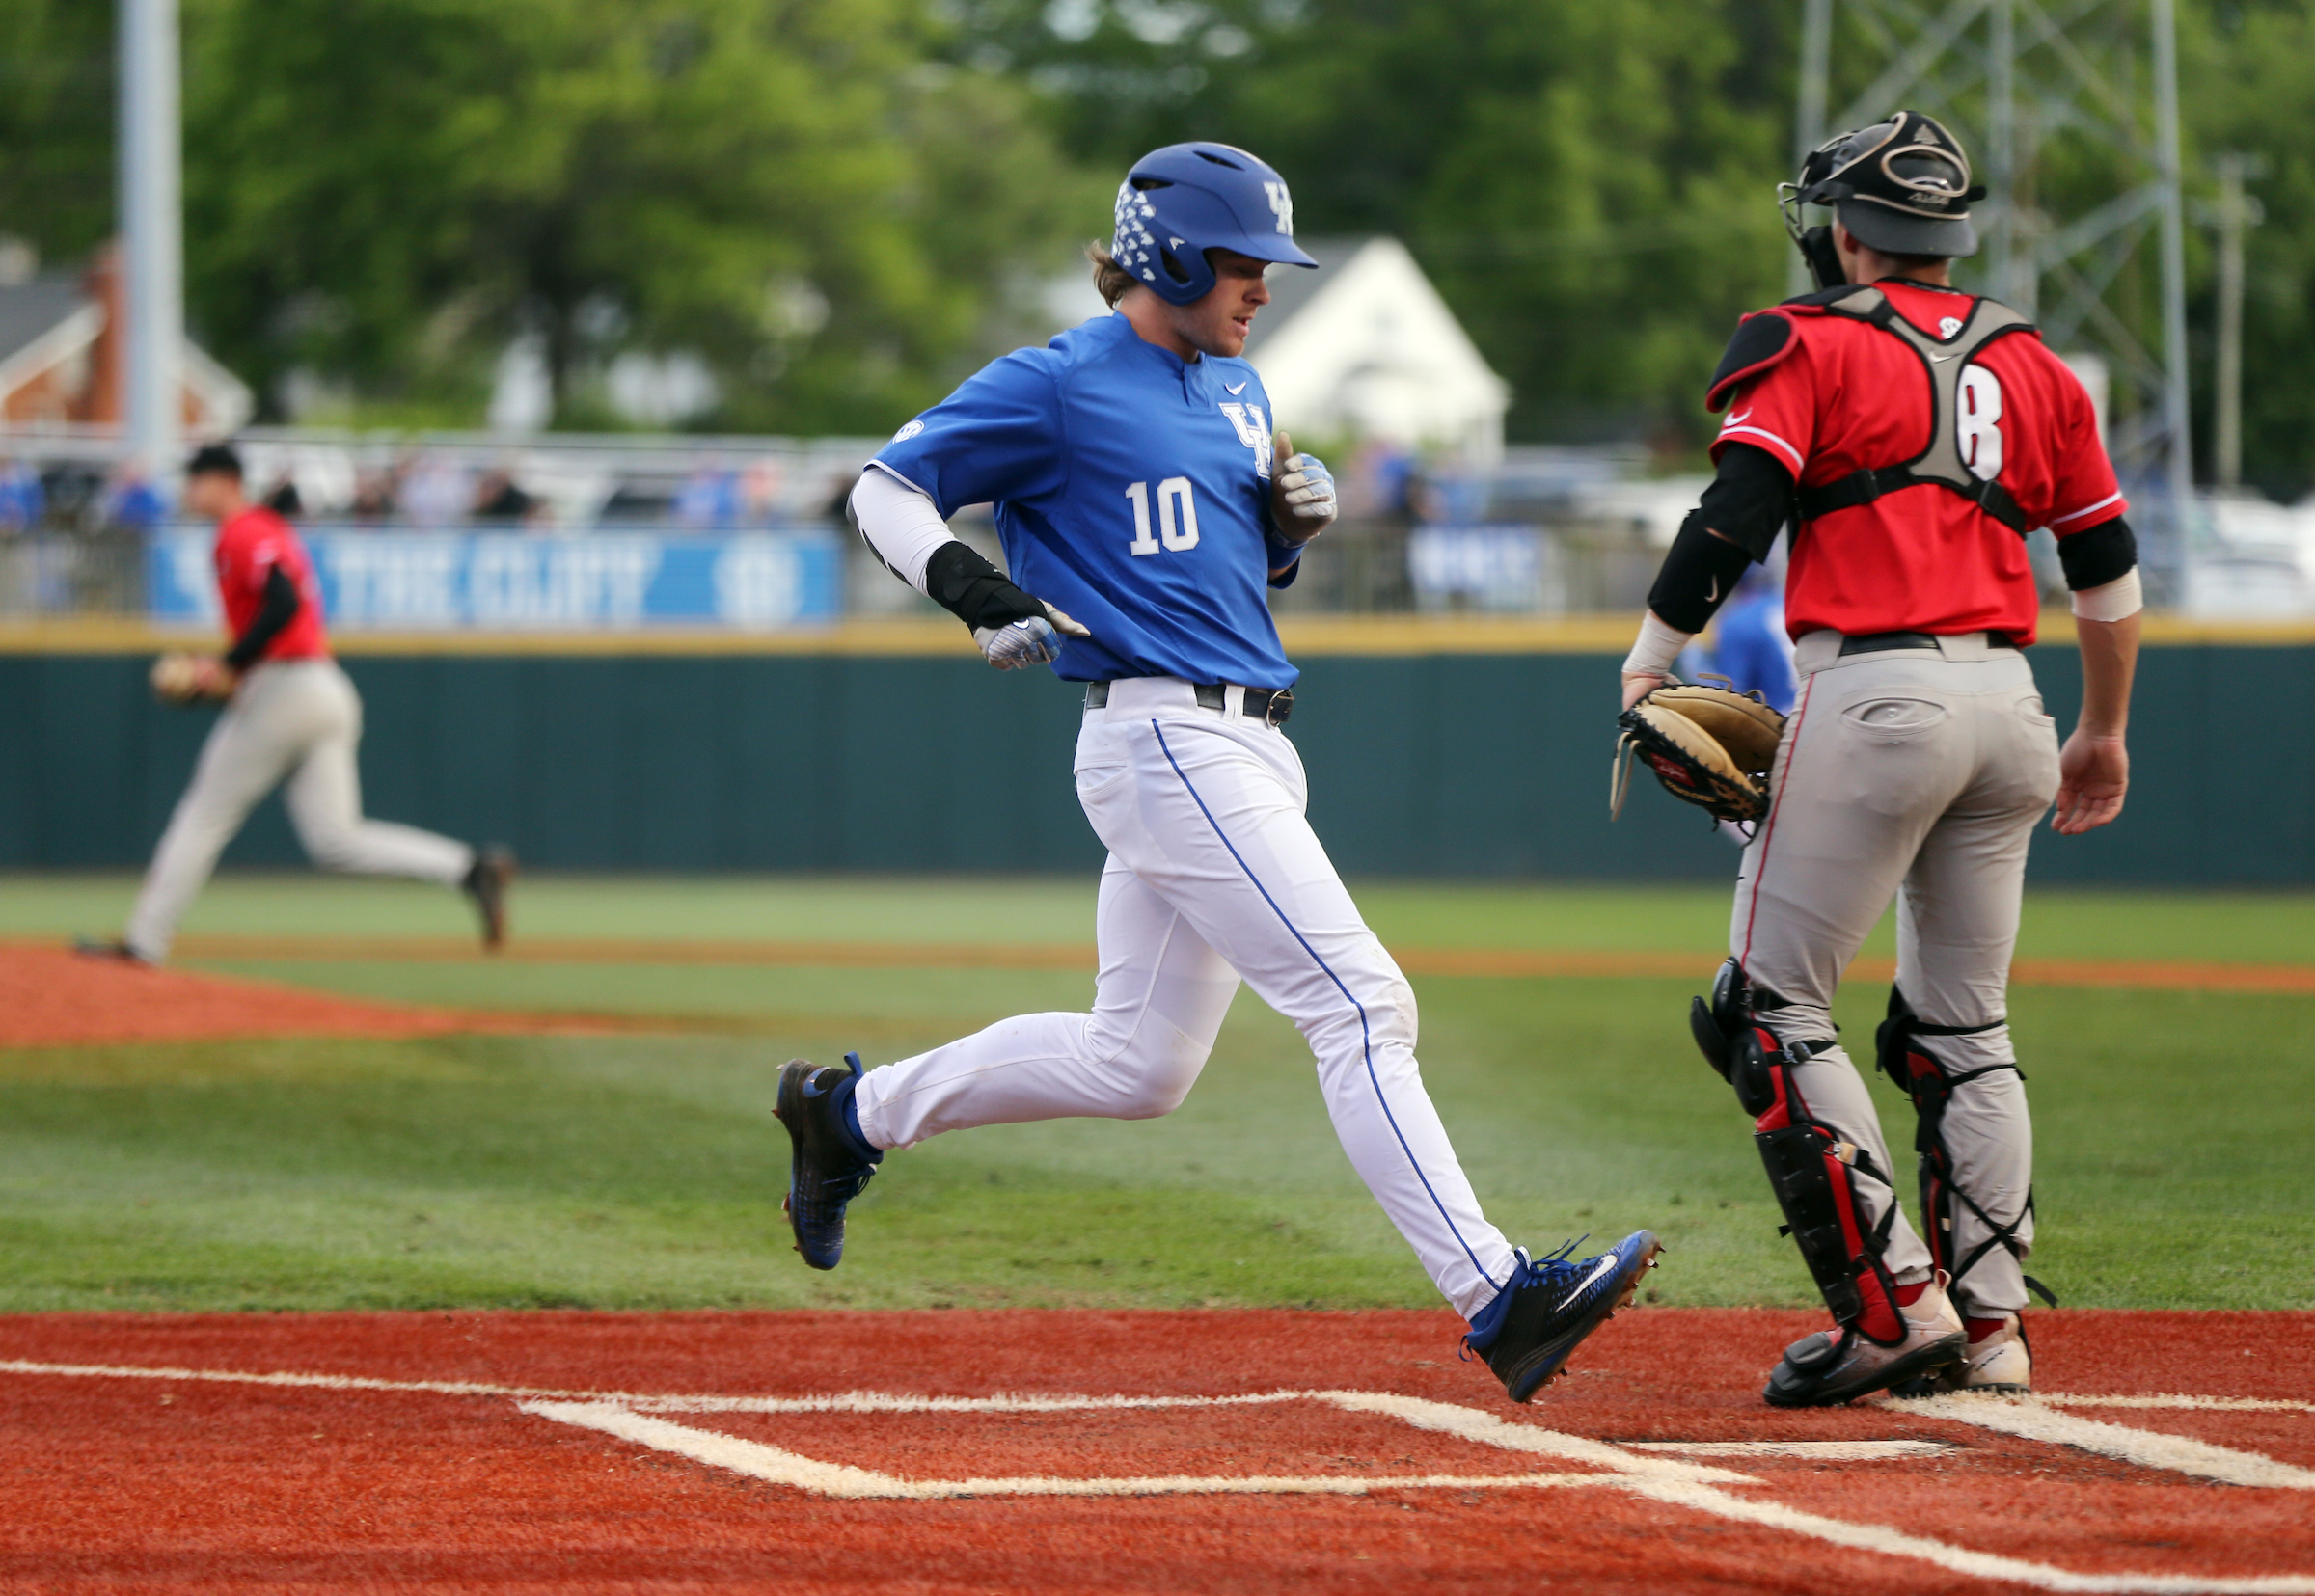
[2057,516,2137,591]
[924,540,1044,632]
[1648,515,1758,635]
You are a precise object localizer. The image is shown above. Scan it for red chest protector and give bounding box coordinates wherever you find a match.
[1706,284,2040,538]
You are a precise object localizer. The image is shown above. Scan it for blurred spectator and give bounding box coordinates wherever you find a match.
[397,451,472,527]
[103,465,168,531]
[741,456,784,526]
[1347,440,1415,520]
[472,469,538,523]
[674,457,740,529]
[262,475,304,517]
[350,467,398,523]
[1679,563,1795,713]
[0,458,44,533]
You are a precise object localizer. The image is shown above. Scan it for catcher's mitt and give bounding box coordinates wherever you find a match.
[1611,681,1787,825]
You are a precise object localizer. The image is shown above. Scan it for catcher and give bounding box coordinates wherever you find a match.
[1616,111,2139,1405]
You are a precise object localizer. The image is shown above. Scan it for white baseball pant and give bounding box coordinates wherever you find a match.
[852,674,1523,1320]
[125,659,474,961]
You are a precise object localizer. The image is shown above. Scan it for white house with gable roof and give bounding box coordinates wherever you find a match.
[1040,236,1509,464]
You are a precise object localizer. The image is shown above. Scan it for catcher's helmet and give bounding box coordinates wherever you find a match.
[1110,142,1318,307]
[1782,110,1985,267]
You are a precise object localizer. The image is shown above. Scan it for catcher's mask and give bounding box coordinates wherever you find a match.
[1780,110,1985,288]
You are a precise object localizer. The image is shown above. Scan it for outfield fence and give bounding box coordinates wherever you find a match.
[0,631,2303,885]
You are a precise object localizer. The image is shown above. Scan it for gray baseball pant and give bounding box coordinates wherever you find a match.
[125,659,473,961]
[1731,630,2061,1318]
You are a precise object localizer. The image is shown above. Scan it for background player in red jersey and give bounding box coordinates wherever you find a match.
[84,444,512,965]
[1621,112,2140,1407]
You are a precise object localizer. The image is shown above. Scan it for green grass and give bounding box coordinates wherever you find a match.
[6,872,2315,962]
[0,875,2307,1313]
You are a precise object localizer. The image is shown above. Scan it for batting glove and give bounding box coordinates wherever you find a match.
[1270,431,1338,544]
[973,605,1090,671]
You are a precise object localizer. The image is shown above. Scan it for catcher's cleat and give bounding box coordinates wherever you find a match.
[1898,1311,2032,1396]
[461,847,516,950]
[1764,1274,1966,1407]
[1464,1231,1662,1403]
[72,936,153,967]
[775,1053,882,1271]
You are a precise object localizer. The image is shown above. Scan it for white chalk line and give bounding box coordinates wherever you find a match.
[1623,1439,1958,1460]
[2050,1395,2315,1418]
[1894,1394,2315,1491]
[520,1400,1617,1501]
[11,1357,2315,1592]
[524,1389,2315,1594]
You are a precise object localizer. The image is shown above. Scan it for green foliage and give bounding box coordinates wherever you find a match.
[951,0,1796,444]
[0,0,114,261]
[175,0,1101,429]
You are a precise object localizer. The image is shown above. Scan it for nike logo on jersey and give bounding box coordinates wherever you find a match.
[1722,408,1751,429]
[1225,381,1247,395]
[1561,1253,1622,1306]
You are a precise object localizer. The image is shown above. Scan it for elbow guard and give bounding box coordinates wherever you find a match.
[1648,515,1757,635]
[2057,516,2137,591]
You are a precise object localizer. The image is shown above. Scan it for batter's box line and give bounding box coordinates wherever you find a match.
[520,1389,2315,1596]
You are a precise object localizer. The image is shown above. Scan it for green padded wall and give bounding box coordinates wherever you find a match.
[0,646,2301,883]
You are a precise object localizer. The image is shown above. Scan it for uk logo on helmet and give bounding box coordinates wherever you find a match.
[1263,181,1294,235]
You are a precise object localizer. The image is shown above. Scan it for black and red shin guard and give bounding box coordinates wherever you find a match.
[1695,960,1906,1344]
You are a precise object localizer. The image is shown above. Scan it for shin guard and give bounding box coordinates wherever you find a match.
[1694,960,1906,1342]
[1876,987,2056,1310]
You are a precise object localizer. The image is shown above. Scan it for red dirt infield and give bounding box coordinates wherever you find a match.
[3,1308,2309,1594]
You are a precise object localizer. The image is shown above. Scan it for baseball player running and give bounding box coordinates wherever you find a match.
[85,444,511,965]
[1621,112,2138,1405]
[776,142,1661,1402]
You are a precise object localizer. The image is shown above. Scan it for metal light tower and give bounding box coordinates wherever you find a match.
[119,0,184,480]
[1791,0,2194,569]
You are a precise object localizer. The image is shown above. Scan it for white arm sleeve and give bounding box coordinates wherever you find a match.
[2070,567,2143,623]
[850,466,957,596]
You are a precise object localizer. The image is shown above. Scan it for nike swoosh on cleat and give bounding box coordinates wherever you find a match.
[1226,381,1247,394]
[1561,1253,1622,1306]
[1707,576,1720,603]
[802,1077,827,1097]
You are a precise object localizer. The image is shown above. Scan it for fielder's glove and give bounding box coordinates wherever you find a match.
[974,608,1091,671]
[1610,681,1786,825]
[1270,431,1337,543]
[150,652,233,705]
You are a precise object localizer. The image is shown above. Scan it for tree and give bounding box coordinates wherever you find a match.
[179,0,1102,429]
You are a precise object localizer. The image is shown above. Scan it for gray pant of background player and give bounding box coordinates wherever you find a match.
[125,660,474,961]
[1733,630,2061,1319]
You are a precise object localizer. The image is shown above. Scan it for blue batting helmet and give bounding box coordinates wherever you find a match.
[1110,142,1318,307]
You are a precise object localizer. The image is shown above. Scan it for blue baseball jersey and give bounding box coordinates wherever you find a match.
[871,313,1299,688]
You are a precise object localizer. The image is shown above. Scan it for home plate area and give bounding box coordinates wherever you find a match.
[2,1309,2311,1594]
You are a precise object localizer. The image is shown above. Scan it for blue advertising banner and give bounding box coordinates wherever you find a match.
[148,527,845,631]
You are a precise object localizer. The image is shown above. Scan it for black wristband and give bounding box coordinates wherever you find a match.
[1648,514,1758,635]
[2056,516,2137,590]
[924,540,1046,632]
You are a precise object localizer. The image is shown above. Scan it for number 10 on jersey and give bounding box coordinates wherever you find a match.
[1126,478,1200,555]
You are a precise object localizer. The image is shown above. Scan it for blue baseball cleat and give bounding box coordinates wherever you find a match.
[1463,1231,1663,1402]
[775,1052,882,1270]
